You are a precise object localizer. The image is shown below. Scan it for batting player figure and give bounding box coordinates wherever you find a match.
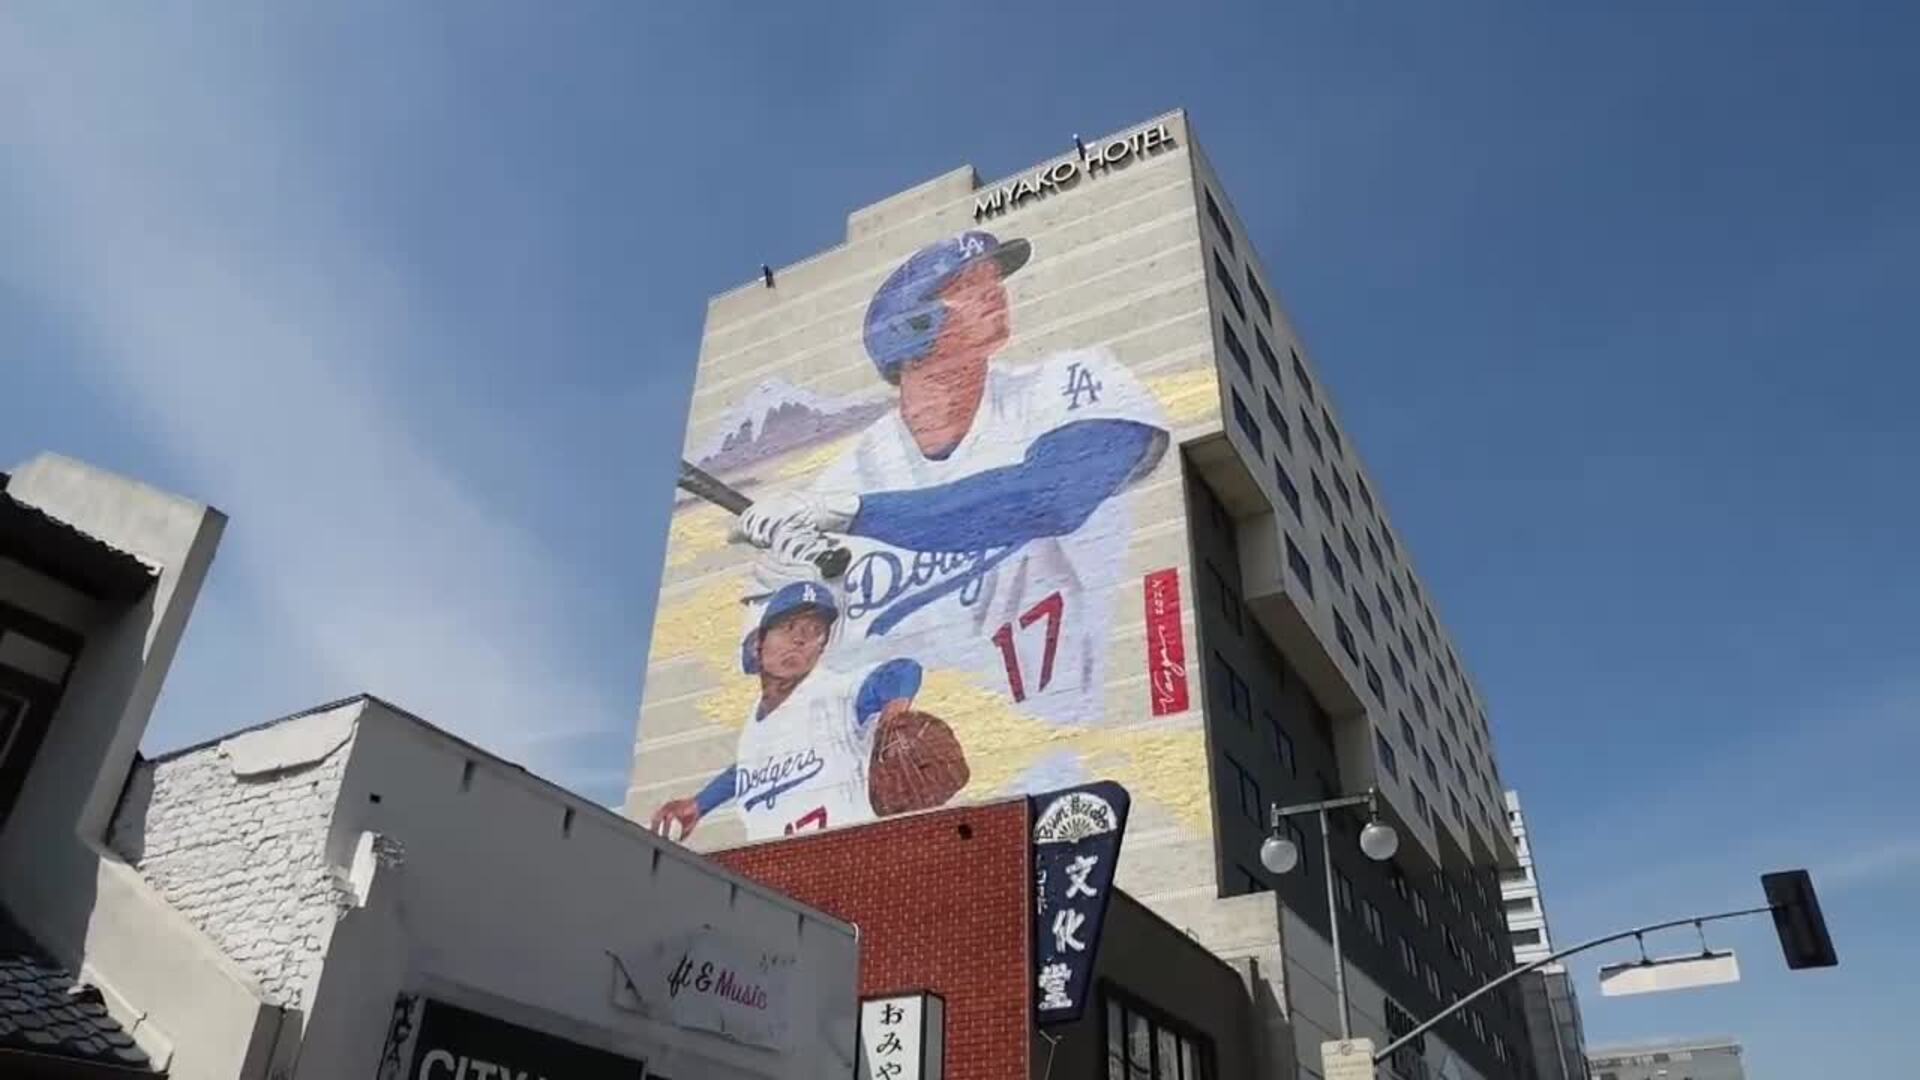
[649,580,926,842]
[733,230,1170,727]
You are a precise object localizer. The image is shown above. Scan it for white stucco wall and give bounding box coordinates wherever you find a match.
[108,694,859,1079]
[110,701,360,1012]
[300,699,860,1080]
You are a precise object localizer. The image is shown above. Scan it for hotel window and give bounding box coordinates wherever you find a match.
[1234,758,1262,824]
[1400,715,1418,748]
[1321,407,1343,456]
[1333,610,1359,665]
[1300,408,1324,459]
[1285,535,1313,597]
[1204,189,1234,253]
[1256,331,1281,382]
[1351,588,1375,638]
[1357,475,1375,515]
[1205,559,1242,636]
[1223,320,1251,378]
[1389,650,1407,690]
[1290,347,1314,401]
[1366,530,1384,571]
[1333,471,1354,514]
[1312,474,1334,522]
[1273,455,1302,518]
[1231,388,1262,454]
[1265,390,1293,451]
[1271,718,1297,777]
[1245,269,1272,322]
[1364,659,1384,704]
[1213,253,1246,321]
[1342,526,1362,570]
[1213,652,1251,725]
[1375,730,1398,777]
[1335,870,1355,912]
[1321,539,1347,591]
[1106,988,1214,1080]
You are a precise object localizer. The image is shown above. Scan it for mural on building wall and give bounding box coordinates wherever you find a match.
[646,224,1209,844]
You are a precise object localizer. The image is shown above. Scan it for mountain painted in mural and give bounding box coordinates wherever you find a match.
[691,378,889,477]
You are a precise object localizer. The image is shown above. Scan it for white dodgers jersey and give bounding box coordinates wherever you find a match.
[810,347,1168,727]
[731,664,879,841]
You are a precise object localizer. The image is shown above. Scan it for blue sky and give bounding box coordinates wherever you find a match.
[2,3,1913,1075]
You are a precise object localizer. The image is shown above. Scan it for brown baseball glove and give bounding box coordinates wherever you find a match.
[868,710,971,816]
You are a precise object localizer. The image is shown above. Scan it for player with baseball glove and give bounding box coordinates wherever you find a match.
[867,706,971,816]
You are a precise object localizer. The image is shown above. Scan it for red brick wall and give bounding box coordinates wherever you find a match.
[714,800,1032,1080]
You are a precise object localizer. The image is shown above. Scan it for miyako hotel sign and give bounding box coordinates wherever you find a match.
[973,122,1174,220]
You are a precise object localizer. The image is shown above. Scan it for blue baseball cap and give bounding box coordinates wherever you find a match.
[741,581,839,674]
[862,230,1031,381]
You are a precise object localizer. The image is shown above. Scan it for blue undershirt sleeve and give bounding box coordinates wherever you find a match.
[849,419,1162,553]
[854,659,923,730]
[693,766,739,815]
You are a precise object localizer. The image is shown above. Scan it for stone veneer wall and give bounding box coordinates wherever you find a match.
[108,734,353,1011]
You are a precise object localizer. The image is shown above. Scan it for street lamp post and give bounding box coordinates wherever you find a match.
[1261,790,1399,1041]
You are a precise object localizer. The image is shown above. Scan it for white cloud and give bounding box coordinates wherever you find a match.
[0,11,620,776]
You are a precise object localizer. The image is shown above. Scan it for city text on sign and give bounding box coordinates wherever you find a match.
[974,124,1175,220]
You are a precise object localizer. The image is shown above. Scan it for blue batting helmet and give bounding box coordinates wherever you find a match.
[862,230,1031,382]
[740,581,839,674]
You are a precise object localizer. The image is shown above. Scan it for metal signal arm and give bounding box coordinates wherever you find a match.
[1373,904,1776,1065]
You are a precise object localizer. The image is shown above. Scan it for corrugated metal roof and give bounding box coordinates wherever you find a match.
[0,473,156,602]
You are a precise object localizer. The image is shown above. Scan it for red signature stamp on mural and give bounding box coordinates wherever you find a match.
[1143,568,1189,716]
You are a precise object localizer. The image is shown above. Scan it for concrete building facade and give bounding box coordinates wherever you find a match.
[1501,790,1588,1080]
[1588,1038,1746,1080]
[628,111,1527,1079]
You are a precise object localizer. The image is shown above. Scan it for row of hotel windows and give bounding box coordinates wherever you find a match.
[1219,733,1508,977]
[1216,522,1501,839]
[1329,865,1518,1061]
[1218,353,1497,792]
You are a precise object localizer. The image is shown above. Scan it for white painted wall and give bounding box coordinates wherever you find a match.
[110,701,359,1013]
[115,695,860,1079]
[305,699,859,1080]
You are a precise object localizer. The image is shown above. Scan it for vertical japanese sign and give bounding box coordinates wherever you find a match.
[1031,781,1130,1024]
[1143,569,1189,716]
[857,993,945,1080]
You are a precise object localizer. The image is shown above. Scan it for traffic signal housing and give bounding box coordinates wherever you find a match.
[1761,870,1838,970]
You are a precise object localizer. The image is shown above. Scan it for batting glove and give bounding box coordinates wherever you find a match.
[731,490,859,548]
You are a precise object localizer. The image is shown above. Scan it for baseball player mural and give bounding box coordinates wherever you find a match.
[649,580,970,841]
[647,227,1180,842]
[732,230,1171,728]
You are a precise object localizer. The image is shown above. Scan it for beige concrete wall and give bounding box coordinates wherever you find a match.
[629,112,1229,914]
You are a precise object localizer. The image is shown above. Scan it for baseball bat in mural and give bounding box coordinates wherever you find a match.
[677,459,852,580]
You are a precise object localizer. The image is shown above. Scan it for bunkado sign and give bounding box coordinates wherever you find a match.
[1030,780,1130,1024]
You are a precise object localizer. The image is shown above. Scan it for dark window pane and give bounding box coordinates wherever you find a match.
[1245,270,1271,322]
[1213,253,1246,321]
[1205,190,1234,253]
[1273,456,1302,518]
